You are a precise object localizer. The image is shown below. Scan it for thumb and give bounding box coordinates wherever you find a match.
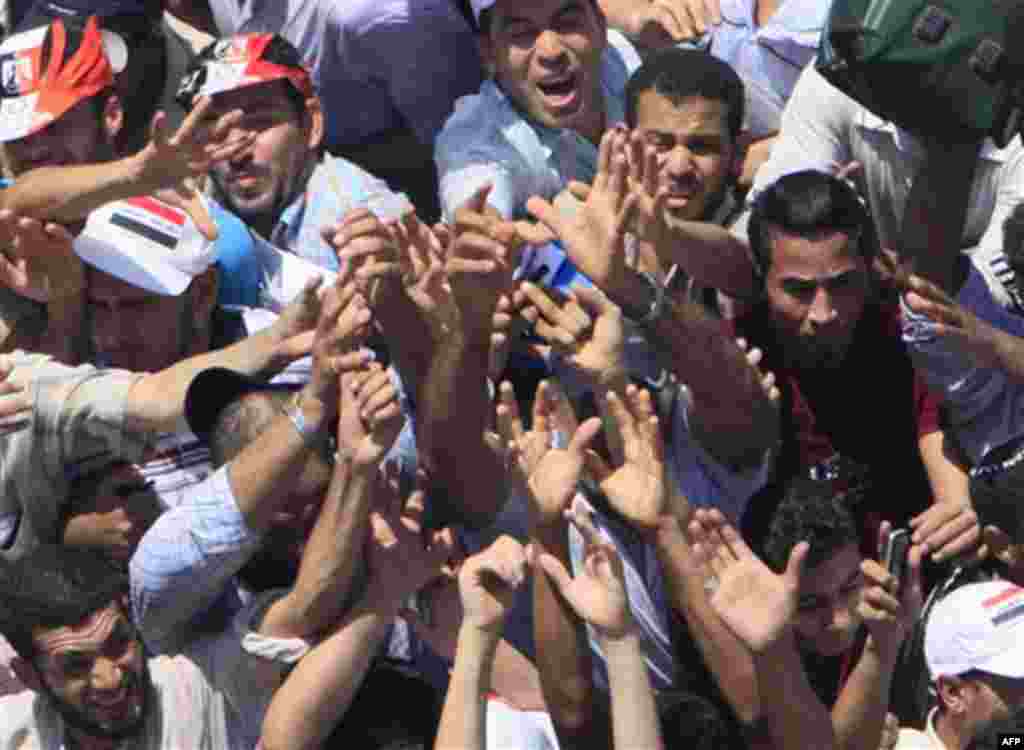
[785,541,810,587]
[568,416,602,457]
[536,550,575,596]
[525,195,564,239]
[571,284,613,317]
[462,183,494,215]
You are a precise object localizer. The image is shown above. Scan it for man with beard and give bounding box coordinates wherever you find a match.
[0,545,309,749]
[174,32,406,273]
[731,169,945,546]
[894,581,1024,749]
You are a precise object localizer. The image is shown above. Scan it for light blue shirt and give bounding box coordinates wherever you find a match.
[688,0,828,137]
[435,30,642,220]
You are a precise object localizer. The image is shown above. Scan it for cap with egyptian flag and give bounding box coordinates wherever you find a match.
[74,196,220,296]
[0,15,127,143]
[176,33,314,111]
[925,581,1024,681]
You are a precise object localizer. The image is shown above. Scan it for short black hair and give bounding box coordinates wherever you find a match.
[0,545,128,660]
[1002,202,1024,276]
[455,0,600,36]
[748,170,878,282]
[625,48,745,141]
[762,477,861,574]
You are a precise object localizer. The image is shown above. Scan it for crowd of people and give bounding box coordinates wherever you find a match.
[0,0,1022,748]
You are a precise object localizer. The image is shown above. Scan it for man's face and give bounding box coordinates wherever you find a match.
[957,672,1024,743]
[31,602,151,740]
[793,543,864,657]
[634,90,736,222]
[764,228,870,371]
[85,268,195,372]
[3,96,116,175]
[207,81,318,227]
[481,0,608,137]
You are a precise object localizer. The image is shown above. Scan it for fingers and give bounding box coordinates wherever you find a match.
[470,535,529,590]
[784,541,810,586]
[568,416,603,458]
[910,502,980,562]
[495,381,524,445]
[519,282,593,347]
[532,379,554,436]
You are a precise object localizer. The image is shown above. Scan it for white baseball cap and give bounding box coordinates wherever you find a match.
[925,581,1024,680]
[469,0,497,23]
[74,196,219,296]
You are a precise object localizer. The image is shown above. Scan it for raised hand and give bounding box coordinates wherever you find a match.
[533,497,633,639]
[496,379,602,526]
[0,210,81,302]
[0,357,30,436]
[135,97,256,192]
[517,282,627,389]
[689,508,808,653]
[586,385,667,533]
[735,337,780,404]
[449,185,525,334]
[336,362,404,467]
[527,130,638,303]
[858,522,924,659]
[324,208,403,307]
[153,179,219,241]
[909,498,982,565]
[366,474,458,610]
[458,535,530,636]
[306,268,374,417]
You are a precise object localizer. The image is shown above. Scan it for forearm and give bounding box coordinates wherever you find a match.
[124,324,293,433]
[831,641,897,750]
[920,432,970,507]
[259,460,375,639]
[753,636,837,750]
[0,155,151,223]
[416,327,504,527]
[225,392,330,531]
[435,624,500,750]
[601,631,663,750]
[654,526,760,725]
[531,522,603,742]
[656,223,759,301]
[899,144,979,294]
[622,274,777,468]
[259,601,395,750]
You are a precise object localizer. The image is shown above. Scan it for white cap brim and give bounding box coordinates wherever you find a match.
[75,232,194,296]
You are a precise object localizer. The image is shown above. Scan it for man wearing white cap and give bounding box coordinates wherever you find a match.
[896,581,1024,749]
[436,0,642,220]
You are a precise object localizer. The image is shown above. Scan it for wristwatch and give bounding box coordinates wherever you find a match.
[617,270,668,327]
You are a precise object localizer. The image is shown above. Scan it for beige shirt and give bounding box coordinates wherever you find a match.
[0,591,310,750]
[895,708,948,750]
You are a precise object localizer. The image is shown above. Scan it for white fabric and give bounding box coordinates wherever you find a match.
[75,197,219,297]
[0,592,308,750]
[747,64,1024,308]
[925,582,1024,680]
[485,697,560,750]
[894,708,948,750]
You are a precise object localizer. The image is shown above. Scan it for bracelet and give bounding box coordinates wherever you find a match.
[284,392,320,446]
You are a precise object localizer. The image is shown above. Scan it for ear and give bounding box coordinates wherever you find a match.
[189,266,220,330]
[936,676,971,716]
[102,92,125,142]
[303,95,325,152]
[9,656,43,693]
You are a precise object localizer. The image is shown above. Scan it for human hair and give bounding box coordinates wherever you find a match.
[0,545,128,660]
[748,170,878,282]
[454,0,600,36]
[762,477,861,574]
[625,48,745,141]
[206,389,294,469]
[657,691,746,750]
[1002,202,1024,277]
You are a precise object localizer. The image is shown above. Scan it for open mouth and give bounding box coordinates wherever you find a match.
[536,72,580,110]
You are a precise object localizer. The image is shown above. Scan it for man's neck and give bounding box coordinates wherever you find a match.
[933,710,967,750]
[755,0,783,27]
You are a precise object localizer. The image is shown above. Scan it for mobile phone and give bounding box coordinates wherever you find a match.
[882,528,911,590]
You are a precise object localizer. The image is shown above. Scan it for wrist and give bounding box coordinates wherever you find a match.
[125,150,162,195]
[290,387,331,439]
[863,632,904,665]
[597,620,640,648]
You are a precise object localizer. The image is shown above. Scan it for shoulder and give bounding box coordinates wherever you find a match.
[893,727,938,749]
[0,690,47,739]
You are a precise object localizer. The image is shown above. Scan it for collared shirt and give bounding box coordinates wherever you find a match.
[895,708,947,749]
[687,0,828,137]
[0,592,310,750]
[205,0,482,147]
[902,263,1024,466]
[264,155,403,273]
[435,30,642,220]
[746,64,1024,308]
